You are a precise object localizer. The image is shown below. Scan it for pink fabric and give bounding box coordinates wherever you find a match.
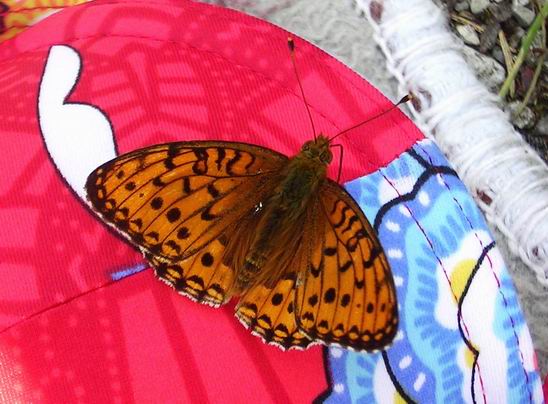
[0,0,422,401]
[542,375,548,402]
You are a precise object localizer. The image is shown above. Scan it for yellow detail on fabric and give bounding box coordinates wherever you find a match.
[450,258,476,300]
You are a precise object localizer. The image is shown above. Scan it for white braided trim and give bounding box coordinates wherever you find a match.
[354,0,548,284]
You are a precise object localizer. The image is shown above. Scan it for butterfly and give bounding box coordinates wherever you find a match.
[85,39,402,352]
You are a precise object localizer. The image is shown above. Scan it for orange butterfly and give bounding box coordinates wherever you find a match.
[85,39,402,352]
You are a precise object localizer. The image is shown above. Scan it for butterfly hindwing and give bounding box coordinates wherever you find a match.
[146,235,234,307]
[86,141,288,263]
[296,180,398,351]
[236,274,314,350]
[233,203,315,350]
[234,211,314,350]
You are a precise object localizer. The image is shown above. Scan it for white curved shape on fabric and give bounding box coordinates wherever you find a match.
[354,0,548,284]
[38,45,116,200]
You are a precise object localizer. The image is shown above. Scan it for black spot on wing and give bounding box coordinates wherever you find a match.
[324,247,337,256]
[310,261,322,278]
[274,323,289,335]
[207,183,220,198]
[347,238,358,253]
[242,302,258,315]
[339,260,352,273]
[116,220,129,231]
[342,215,359,233]
[165,240,181,254]
[167,143,181,158]
[333,206,350,228]
[244,151,256,171]
[201,206,216,221]
[226,150,241,175]
[271,293,283,306]
[258,314,272,328]
[177,227,190,239]
[201,252,214,267]
[324,288,336,303]
[287,302,294,314]
[186,275,205,289]
[192,148,209,175]
[151,197,163,210]
[329,199,341,215]
[215,147,225,171]
[209,283,225,295]
[153,176,165,187]
[363,246,382,267]
[182,177,191,195]
[302,312,314,322]
[166,208,181,223]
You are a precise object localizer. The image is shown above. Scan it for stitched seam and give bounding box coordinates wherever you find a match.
[414,144,533,402]
[0,274,127,335]
[378,169,488,403]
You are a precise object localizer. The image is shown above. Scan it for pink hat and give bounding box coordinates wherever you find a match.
[0,0,541,402]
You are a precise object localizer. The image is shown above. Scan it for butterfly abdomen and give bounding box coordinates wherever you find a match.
[235,156,327,292]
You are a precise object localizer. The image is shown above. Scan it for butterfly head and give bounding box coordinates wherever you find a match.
[300,134,333,164]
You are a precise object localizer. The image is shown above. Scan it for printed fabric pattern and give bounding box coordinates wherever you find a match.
[322,139,543,403]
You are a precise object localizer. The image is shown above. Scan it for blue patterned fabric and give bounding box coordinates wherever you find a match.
[322,140,543,403]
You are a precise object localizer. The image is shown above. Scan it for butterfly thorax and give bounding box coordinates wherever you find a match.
[274,135,332,212]
[235,135,333,292]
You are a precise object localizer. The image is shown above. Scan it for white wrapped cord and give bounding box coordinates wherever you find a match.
[354,0,548,284]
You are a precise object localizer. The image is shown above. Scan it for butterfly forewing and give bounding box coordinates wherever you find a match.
[86,141,288,262]
[296,180,398,351]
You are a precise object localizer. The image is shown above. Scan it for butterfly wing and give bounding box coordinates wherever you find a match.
[236,212,313,350]
[145,237,232,307]
[236,279,315,350]
[295,180,398,351]
[86,141,288,304]
[86,141,287,260]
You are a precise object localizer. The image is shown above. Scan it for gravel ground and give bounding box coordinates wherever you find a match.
[201,0,547,378]
[438,0,548,162]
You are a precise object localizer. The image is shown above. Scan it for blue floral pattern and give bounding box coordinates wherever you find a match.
[322,140,543,403]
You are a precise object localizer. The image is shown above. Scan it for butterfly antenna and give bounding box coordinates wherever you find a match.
[328,94,412,143]
[288,37,317,140]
